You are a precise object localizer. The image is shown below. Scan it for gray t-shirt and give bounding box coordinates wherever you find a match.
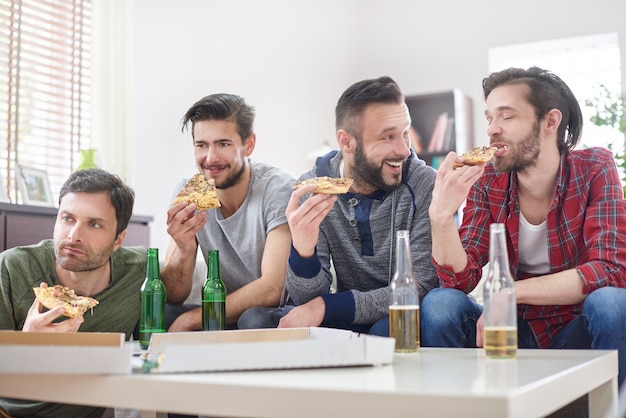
[0,240,147,417]
[173,160,295,296]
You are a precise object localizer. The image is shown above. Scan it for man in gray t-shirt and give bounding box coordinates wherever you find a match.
[162,93,295,330]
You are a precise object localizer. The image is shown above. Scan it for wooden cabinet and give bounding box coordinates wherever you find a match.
[0,202,153,250]
[405,90,474,168]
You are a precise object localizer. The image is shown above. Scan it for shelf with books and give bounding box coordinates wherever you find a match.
[405,90,474,169]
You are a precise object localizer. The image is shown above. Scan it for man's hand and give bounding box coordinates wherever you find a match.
[22,283,83,332]
[168,307,201,332]
[285,185,337,258]
[429,152,485,223]
[278,296,325,328]
[475,313,484,347]
[166,202,207,254]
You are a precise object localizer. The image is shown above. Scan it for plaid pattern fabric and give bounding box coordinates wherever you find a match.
[435,147,626,348]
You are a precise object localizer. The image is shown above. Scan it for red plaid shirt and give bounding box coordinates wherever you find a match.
[435,147,626,348]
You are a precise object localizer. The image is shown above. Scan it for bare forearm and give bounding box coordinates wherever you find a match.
[430,215,468,272]
[516,269,585,305]
[161,240,197,303]
[225,278,283,323]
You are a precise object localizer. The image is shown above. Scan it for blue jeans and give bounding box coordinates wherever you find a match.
[421,287,626,387]
[238,305,390,336]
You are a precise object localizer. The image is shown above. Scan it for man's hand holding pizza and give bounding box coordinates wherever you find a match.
[286,183,338,258]
[22,283,84,332]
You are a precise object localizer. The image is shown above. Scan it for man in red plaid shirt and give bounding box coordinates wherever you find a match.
[421,66,626,387]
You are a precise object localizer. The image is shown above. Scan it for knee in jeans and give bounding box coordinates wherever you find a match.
[584,287,626,322]
[421,288,472,326]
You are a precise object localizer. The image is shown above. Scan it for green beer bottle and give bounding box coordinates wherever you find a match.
[202,249,226,331]
[139,248,166,350]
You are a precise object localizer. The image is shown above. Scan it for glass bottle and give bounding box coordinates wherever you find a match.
[388,230,420,352]
[483,223,518,358]
[139,248,166,350]
[202,249,226,331]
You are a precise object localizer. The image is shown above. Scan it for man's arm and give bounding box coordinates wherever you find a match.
[161,202,207,303]
[168,223,292,331]
[429,152,486,271]
[223,223,291,323]
[516,269,585,305]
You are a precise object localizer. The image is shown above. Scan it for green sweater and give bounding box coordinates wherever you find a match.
[0,240,147,418]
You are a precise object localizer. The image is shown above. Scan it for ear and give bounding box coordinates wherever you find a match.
[113,229,126,252]
[544,109,562,134]
[244,133,256,156]
[337,129,354,154]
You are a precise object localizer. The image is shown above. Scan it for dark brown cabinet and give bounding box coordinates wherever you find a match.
[0,202,153,250]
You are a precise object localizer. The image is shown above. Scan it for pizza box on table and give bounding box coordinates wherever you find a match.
[0,331,131,374]
[144,327,395,373]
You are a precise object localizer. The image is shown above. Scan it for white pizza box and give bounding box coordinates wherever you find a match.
[146,327,395,373]
[0,331,131,374]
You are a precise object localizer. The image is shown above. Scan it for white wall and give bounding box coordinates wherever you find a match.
[128,0,626,253]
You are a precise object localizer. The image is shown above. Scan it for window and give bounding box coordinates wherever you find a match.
[488,33,623,159]
[0,0,91,204]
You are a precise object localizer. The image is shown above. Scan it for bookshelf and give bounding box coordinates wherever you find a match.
[405,90,474,169]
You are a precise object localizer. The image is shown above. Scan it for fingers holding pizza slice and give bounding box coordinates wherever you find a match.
[33,284,99,318]
[294,176,354,194]
[171,173,221,210]
[453,146,502,169]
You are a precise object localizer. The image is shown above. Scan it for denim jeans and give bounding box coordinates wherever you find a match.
[421,286,626,387]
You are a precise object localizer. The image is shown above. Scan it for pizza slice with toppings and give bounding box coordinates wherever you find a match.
[171,173,221,210]
[33,285,99,318]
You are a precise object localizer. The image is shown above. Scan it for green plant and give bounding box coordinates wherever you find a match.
[584,84,626,196]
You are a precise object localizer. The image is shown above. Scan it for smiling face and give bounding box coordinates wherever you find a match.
[343,102,412,194]
[485,84,543,173]
[193,119,255,189]
[53,191,122,273]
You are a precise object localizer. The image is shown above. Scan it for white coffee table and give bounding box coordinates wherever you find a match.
[0,348,617,418]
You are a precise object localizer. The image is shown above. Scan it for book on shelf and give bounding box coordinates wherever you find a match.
[428,112,451,152]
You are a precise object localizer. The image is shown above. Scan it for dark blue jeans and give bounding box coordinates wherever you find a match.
[420,286,626,387]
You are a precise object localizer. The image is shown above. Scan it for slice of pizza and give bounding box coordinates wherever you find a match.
[171,173,221,210]
[33,285,99,318]
[293,176,354,194]
[453,146,498,168]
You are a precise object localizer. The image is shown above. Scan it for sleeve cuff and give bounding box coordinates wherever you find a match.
[288,245,322,278]
[321,292,355,324]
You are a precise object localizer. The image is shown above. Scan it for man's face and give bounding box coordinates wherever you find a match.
[485,84,542,173]
[349,102,412,193]
[53,191,120,272]
[193,119,252,189]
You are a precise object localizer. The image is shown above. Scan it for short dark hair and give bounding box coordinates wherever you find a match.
[59,168,135,238]
[181,93,255,144]
[482,66,583,152]
[335,76,405,137]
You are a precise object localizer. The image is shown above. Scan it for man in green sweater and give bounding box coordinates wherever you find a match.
[0,168,147,418]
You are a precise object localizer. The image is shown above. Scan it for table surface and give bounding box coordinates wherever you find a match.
[0,348,618,418]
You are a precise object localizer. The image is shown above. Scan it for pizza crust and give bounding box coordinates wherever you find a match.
[171,173,221,210]
[294,176,354,194]
[453,146,498,168]
[33,285,99,318]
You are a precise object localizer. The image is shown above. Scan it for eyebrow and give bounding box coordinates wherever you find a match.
[484,105,517,116]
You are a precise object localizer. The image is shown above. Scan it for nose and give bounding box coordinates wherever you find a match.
[67,224,82,242]
[487,121,502,139]
[396,136,411,158]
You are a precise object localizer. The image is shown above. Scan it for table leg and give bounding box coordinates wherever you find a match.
[588,376,618,418]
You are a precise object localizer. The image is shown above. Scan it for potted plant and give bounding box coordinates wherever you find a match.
[585,84,626,196]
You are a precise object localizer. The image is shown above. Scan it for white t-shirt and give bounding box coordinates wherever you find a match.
[517,213,549,275]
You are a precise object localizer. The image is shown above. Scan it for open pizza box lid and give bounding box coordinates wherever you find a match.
[0,331,131,374]
[142,327,395,373]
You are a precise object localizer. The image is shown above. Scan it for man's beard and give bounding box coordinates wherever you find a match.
[54,241,115,273]
[214,160,246,190]
[493,121,541,173]
[352,139,403,193]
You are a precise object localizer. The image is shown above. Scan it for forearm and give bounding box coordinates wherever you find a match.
[430,214,468,272]
[161,239,198,303]
[225,278,284,323]
[516,269,585,305]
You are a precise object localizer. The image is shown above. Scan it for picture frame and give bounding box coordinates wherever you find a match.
[16,165,55,207]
